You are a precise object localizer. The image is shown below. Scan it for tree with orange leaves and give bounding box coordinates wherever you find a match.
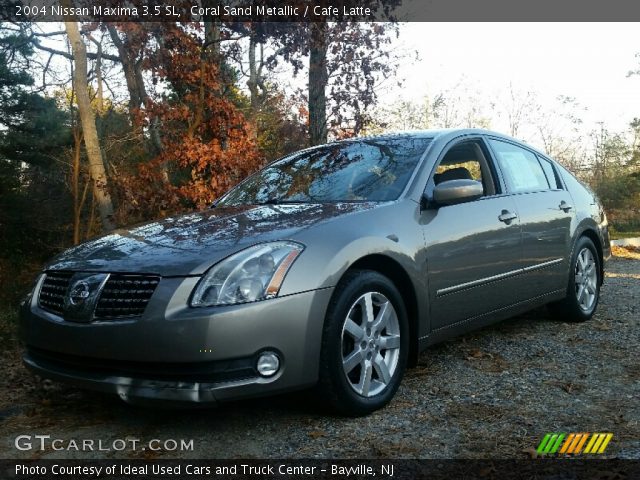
[110,22,262,217]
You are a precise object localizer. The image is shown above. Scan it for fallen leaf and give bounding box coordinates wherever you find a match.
[523,447,540,459]
[479,465,496,476]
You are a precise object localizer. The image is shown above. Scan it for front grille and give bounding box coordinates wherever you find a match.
[38,271,160,320]
[38,271,73,315]
[94,274,160,319]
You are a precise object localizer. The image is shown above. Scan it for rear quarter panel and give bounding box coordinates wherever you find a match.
[555,162,611,271]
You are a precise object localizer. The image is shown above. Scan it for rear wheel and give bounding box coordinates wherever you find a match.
[548,236,601,322]
[318,270,408,416]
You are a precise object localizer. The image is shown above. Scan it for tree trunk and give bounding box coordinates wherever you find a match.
[204,19,221,61]
[87,35,104,114]
[106,25,163,156]
[248,31,260,113]
[108,24,167,184]
[106,25,142,122]
[64,18,115,232]
[94,44,104,113]
[308,23,329,146]
[246,30,265,145]
[71,126,90,245]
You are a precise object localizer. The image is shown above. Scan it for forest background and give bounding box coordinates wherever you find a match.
[1,16,639,310]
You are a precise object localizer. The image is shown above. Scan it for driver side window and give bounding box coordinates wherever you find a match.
[433,140,498,196]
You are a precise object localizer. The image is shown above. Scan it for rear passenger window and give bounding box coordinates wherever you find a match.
[538,156,561,189]
[488,139,549,193]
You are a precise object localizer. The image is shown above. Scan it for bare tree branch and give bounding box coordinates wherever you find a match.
[32,38,120,62]
[33,30,66,37]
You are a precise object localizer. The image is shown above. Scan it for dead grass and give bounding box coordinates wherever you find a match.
[0,306,36,412]
[0,305,18,344]
[612,245,640,260]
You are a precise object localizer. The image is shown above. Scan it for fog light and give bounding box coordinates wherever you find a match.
[257,351,280,377]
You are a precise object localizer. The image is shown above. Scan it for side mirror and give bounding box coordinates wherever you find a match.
[430,179,484,206]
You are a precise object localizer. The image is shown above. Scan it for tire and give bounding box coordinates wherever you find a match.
[548,236,601,322]
[318,270,409,416]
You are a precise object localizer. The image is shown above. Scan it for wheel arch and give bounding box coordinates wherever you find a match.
[576,227,604,286]
[342,254,420,368]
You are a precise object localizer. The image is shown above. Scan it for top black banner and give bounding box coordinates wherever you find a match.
[2,0,640,22]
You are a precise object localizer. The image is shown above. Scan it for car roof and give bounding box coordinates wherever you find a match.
[356,128,508,141]
[326,128,550,159]
[275,129,550,169]
[323,128,517,144]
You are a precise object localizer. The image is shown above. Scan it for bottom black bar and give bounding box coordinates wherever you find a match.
[3,459,639,480]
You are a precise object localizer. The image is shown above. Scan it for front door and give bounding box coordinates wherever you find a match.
[422,139,524,331]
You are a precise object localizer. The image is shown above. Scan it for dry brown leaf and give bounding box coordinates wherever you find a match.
[479,465,497,476]
[612,245,640,260]
[596,323,612,331]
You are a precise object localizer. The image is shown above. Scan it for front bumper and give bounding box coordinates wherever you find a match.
[20,277,333,404]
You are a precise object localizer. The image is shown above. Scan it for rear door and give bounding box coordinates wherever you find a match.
[486,138,574,298]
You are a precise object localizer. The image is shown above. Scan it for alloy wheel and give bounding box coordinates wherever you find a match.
[574,247,598,312]
[340,291,401,397]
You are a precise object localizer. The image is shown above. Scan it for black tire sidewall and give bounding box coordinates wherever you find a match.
[566,236,601,321]
[320,270,409,415]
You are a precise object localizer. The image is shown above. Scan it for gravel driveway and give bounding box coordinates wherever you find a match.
[1,256,638,459]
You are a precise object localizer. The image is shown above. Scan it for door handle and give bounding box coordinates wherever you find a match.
[559,201,573,212]
[498,210,518,223]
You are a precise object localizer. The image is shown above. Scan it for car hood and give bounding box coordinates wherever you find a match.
[45,203,376,276]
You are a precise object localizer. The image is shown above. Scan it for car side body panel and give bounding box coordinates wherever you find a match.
[282,200,430,339]
[420,195,525,330]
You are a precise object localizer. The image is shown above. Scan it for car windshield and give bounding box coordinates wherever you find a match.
[218,137,432,205]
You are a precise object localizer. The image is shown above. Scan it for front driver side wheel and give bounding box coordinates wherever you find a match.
[318,270,409,416]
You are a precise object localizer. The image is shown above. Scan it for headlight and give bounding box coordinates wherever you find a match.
[190,242,304,307]
[20,273,44,308]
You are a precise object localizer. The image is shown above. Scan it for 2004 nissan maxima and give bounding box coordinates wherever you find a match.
[20,129,610,415]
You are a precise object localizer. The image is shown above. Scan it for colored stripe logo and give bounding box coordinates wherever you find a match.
[536,433,613,455]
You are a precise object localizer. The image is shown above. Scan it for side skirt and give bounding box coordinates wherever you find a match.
[418,288,566,352]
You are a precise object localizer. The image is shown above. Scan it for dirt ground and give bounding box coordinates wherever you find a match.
[1,254,638,460]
